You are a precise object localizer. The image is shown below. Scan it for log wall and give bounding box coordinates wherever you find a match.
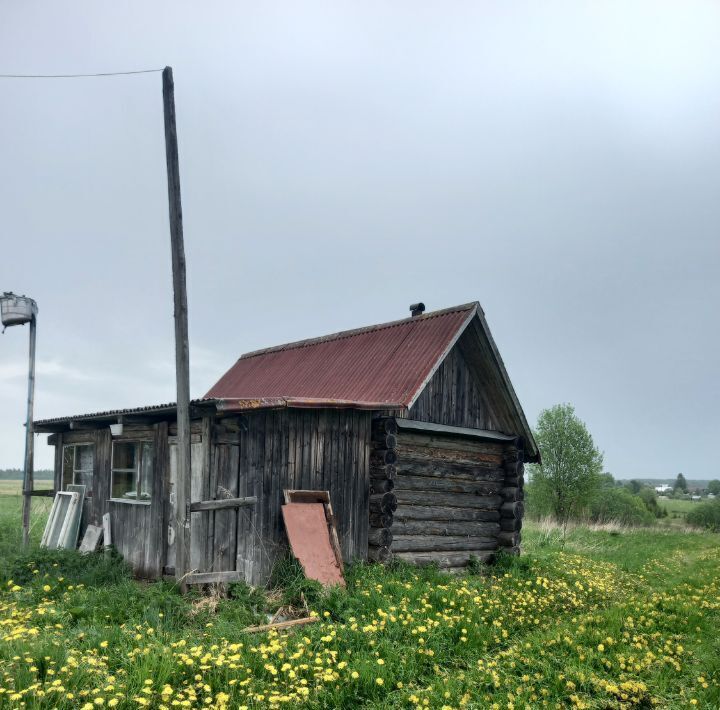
[368,418,525,569]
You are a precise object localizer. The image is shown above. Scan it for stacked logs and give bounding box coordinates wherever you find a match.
[498,441,524,554]
[368,418,398,562]
[391,433,503,568]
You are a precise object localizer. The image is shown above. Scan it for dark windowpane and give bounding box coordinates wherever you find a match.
[113,442,136,471]
[112,471,135,499]
[75,444,94,492]
[62,447,74,489]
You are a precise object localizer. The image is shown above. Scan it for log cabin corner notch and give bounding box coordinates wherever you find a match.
[34,301,538,582]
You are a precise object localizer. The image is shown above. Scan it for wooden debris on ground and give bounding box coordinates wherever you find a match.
[242,617,320,634]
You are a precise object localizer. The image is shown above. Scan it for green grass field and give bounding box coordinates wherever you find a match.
[659,498,696,515]
[657,497,703,528]
[1,491,719,708]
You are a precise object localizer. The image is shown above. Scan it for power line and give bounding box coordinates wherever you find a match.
[0,69,164,79]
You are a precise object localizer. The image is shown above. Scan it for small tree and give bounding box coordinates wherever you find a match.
[528,404,604,529]
[626,479,643,494]
[674,473,688,494]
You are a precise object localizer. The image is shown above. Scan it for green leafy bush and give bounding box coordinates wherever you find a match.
[637,487,666,518]
[686,499,720,532]
[586,487,655,526]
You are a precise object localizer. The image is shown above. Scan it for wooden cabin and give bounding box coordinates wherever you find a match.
[34,302,538,584]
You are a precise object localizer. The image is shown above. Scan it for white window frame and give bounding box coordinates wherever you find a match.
[110,440,154,505]
[62,443,94,495]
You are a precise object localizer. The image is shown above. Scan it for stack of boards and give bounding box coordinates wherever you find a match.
[41,486,108,553]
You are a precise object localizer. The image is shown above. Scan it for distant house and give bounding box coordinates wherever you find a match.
[34,302,538,584]
[655,484,673,494]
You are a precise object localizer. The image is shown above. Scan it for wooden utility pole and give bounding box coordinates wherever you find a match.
[21,310,37,547]
[162,66,191,592]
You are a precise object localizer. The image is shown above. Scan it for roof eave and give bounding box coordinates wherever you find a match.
[33,399,219,433]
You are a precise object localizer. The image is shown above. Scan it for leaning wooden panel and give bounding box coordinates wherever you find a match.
[282,502,345,587]
[63,484,86,550]
[59,494,83,549]
[45,494,74,549]
[41,493,66,548]
[284,489,343,571]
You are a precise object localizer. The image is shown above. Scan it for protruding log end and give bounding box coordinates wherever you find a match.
[368,545,392,563]
[370,464,397,481]
[372,432,398,449]
[500,517,523,532]
[368,527,393,547]
[369,512,394,528]
[370,449,398,467]
[369,492,398,514]
[373,418,398,436]
[498,531,521,547]
[370,477,395,495]
[500,501,524,520]
[501,486,523,502]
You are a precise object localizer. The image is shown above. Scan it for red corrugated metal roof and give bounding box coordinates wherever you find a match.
[205,303,478,408]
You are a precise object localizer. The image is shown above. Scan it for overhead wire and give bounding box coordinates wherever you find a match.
[0,69,163,79]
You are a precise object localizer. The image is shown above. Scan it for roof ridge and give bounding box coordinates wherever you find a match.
[239,302,479,361]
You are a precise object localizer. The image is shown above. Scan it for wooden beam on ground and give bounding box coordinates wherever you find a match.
[186,570,243,585]
[242,617,320,634]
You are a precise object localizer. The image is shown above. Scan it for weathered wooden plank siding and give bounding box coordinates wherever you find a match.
[50,411,372,585]
[109,423,169,579]
[406,343,500,430]
[220,408,371,585]
[53,424,170,579]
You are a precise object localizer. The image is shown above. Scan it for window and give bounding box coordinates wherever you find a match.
[111,441,153,502]
[62,444,94,493]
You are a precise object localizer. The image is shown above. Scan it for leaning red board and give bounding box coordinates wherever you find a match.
[281,503,345,587]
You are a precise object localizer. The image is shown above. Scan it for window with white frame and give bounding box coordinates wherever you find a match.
[111,441,153,502]
[62,444,94,493]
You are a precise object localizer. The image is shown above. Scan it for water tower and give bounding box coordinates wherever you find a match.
[1,292,38,546]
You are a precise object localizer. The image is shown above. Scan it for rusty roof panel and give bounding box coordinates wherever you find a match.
[205,303,478,407]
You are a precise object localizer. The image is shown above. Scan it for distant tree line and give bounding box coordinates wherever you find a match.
[0,469,53,480]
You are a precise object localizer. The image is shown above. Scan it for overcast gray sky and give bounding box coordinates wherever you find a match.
[1,1,718,478]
